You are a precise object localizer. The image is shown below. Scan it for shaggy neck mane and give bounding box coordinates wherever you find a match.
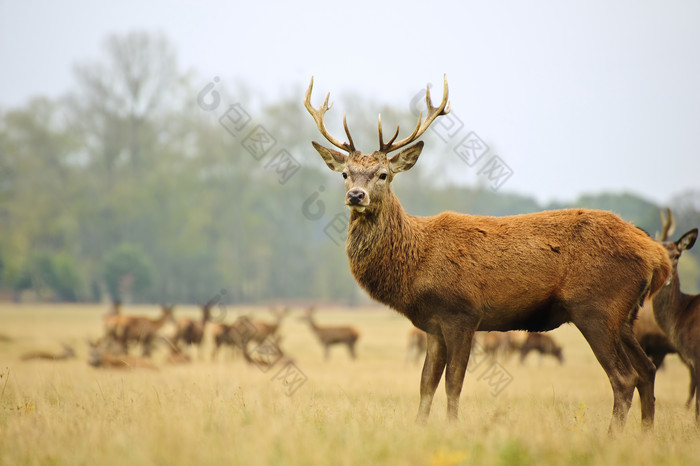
[346,191,422,311]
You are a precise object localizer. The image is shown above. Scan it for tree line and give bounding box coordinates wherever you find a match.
[1,31,698,305]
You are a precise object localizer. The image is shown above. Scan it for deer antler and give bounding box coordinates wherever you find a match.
[304,77,356,153]
[658,208,676,242]
[379,74,450,154]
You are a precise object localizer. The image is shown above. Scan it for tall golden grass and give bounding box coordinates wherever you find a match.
[1,303,698,465]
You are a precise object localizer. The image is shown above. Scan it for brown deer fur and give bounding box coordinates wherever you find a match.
[519,333,564,364]
[652,228,700,419]
[306,76,672,433]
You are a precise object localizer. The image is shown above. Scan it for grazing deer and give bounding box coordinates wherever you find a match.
[519,333,564,364]
[302,307,360,360]
[481,331,522,360]
[112,305,175,357]
[21,344,76,361]
[87,339,158,370]
[652,228,700,419]
[172,302,213,359]
[305,75,672,433]
[406,327,427,364]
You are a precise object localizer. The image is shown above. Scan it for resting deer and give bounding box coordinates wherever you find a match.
[302,307,359,360]
[87,339,158,370]
[112,305,175,357]
[519,333,564,365]
[172,302,213,359]
[652,228,700,419]
[21,343,76,361]
[305,75,671,433]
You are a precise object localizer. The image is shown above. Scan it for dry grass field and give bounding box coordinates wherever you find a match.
[1,303,699,465]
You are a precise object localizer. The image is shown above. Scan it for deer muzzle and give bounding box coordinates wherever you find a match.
[346,188,369,212]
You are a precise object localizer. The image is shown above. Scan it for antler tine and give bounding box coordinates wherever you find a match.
[658,208,676,241]
[381,74,450,154]
[304,77,355,153]
[378,114,401,152]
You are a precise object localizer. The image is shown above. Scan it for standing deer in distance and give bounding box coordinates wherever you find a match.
[172,301,213,359]
[651,227,700,420]
[302,307,360,360]
[305,75,672,434]
[246,307,290,347]
[108,304,175,357]
[519,333,564,365]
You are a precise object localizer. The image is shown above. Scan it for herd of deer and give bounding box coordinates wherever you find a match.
[76,303,361,370]
[305,75,700,433]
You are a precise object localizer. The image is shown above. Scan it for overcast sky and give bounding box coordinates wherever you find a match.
[1,0,699,205]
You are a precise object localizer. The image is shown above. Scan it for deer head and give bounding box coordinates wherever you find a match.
[663,228,698,285]
[305,76,450,214]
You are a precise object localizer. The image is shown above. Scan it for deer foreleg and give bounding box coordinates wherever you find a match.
[416,332,446,425]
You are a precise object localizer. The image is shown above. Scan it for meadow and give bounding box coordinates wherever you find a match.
[1,303,699,466]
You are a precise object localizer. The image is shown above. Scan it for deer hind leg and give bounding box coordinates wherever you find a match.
[620,322,656,429]
[576,318,638,435]
[416,332,447,425]
[348,341,357,359]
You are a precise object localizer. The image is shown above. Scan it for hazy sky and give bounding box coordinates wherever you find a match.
[1,0,699,205]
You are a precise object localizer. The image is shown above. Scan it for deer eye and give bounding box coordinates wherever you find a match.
[342,172,348,179]
[378,173,387,180]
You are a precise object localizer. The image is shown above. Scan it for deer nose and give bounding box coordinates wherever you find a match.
[346,189,366,205]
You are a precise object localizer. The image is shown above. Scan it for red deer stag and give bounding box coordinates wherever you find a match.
[305,75,671,433]
[302,307,359,360]
[652,228,700,419]
[519,333,564,364]
[172,302,213,359]
[112,305,175,357]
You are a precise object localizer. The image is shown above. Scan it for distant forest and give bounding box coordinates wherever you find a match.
[1,31,698,305]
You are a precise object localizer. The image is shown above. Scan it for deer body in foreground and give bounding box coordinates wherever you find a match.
[302,308,359,360]
[519,333,564,364]
[112,305,175,357]
[306,76,672,433]
[652,228,700,419]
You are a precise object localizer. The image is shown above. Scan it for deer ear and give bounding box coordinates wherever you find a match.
[389,141,424,173]
[312,141,347,172]
[677,228,698,252]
